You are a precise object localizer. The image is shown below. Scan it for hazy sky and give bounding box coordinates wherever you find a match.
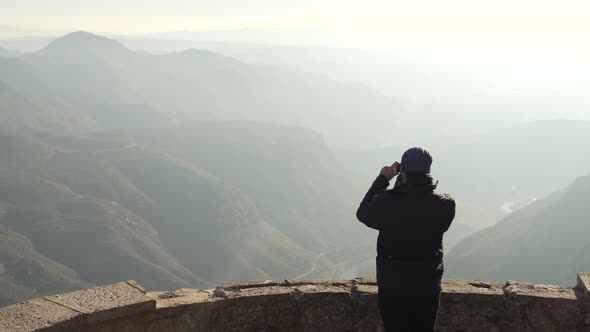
[2,0,589,99]
[2,0,589,35]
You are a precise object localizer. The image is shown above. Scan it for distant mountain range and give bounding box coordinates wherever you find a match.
[0,31,387,305]
[336,119,590,227]
[0,122,372,306]
[5,31,588,147]
[1,31,589,307]
[0,31,397,147]
[446,172,590,285]
[0,80,92,134]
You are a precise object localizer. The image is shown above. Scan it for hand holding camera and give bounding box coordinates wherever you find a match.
[380,161,401,181]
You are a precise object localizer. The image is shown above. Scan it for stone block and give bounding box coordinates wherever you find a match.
[213,280,285,299]
[502,280,582,332]
[503,280,577,300]
[283,279,351,288]
[350,284,381,331]
[353,276,377,286]
[147,288,214,308]
[443,279,504,296]
[0,298,80,332]
[216,280,280,291]
[209,293,300,331]
[296,292,354,331]
[438,280,505,332]
[44,280,155,325]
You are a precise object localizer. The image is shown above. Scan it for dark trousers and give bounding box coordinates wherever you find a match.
[378,291,440,332]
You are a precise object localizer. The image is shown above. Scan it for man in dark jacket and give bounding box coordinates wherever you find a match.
[356,147,455,331]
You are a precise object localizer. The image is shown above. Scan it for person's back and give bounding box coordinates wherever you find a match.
[356,147,455,331]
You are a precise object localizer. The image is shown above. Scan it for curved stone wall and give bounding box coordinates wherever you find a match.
[1,275,589,331]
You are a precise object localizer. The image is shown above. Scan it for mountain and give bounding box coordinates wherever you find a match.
[0,57,54,96]
[110,122,367,249]
[21,32,151,108]
[0,122,370,306]
[0,31,398,146]
[0,80,94,134]
[2,30,588,307]
[0,139,204,299]
[0,32,394,306]
[445,172,590,285]
[335,119,590,228]
[0,226,92,306]
[36,31,128,57]
[0,46,19,58]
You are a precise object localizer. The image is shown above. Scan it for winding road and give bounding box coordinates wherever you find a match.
[293,252,328,280]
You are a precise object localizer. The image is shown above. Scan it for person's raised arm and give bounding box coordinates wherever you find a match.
[356,162,399,230]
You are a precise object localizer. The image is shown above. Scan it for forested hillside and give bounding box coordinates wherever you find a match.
[0,124,372,306]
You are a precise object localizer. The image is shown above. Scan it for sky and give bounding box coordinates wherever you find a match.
[2,0,589,36]
[2,0,589,99]
[2,1,589,59]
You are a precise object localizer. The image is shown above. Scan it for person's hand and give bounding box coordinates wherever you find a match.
[380,161,400,181]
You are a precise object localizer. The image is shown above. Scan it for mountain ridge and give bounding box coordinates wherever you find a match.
[35,31,130,57]
[0,121,358,306]
[1,31,398,146]
[446,172,590,285]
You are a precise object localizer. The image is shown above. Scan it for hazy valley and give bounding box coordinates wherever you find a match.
[1,31,589,307]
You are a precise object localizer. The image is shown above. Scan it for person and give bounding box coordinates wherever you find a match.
[356,147,455,332]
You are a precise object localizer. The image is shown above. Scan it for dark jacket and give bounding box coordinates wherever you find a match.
[356,174,455,295]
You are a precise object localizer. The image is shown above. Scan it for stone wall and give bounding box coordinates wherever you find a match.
[1,274,589,332]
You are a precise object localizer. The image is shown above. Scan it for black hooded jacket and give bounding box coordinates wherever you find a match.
[356,174,455,295]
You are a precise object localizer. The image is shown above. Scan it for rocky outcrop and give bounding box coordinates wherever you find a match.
[1,275,589,332]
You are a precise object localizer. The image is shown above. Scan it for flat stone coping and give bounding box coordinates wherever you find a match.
[503,280,577,300]
[146,277,583,309]
[1,275,589,331]
[442,279,504,296]
[0,298,79,332]
[0,281,155,332]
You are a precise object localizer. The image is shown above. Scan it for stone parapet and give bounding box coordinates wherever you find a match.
[1,276,589,331]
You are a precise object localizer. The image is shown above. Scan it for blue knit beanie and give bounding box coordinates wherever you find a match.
[401,147,432,173]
